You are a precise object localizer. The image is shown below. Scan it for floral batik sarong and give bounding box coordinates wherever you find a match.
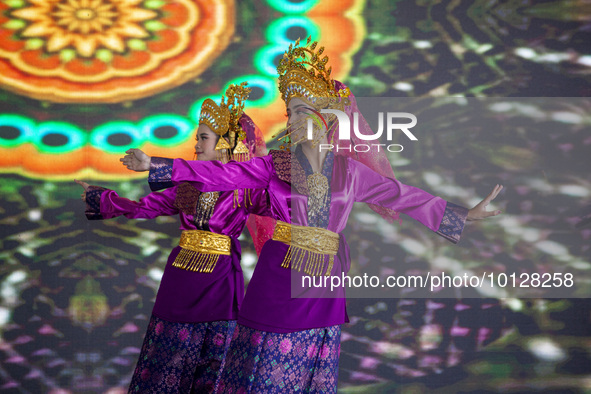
[217,324,341,393]
[129,314,236,393]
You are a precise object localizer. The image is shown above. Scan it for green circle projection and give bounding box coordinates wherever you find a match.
[265,16,320,45]
[0,11,314,154]
[34,122,85,154]
[0,115,35,148]
[266,0,319,14]
[140,115,194,147]
[91,122,143,154]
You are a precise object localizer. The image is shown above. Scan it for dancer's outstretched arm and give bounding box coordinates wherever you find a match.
[348,158,502,243]
[75,179,179,220]
[120,149,273,192]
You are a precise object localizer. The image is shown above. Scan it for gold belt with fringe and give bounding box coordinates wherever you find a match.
[272,221,339,276]
[173,230,231,273]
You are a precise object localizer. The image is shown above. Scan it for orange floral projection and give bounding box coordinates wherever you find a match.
[0,0,364,179]
[0,0,234,102]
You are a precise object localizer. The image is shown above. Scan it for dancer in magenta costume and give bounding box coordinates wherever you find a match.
[121,38,503,393]
[77,85,272,393]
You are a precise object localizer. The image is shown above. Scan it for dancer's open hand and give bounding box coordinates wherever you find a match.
[467,184,503,221]
[75,179,89,201]
[120,148,151,172]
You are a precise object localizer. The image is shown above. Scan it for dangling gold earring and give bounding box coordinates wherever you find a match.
[232,130,250,162]
[233,140,250,162]
[216,148,230,163]
[215,137,231,162]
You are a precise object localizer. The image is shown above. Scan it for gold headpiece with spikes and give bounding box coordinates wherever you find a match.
[198,82,252,161]
[277,36,350,110]
[275,37,351,149]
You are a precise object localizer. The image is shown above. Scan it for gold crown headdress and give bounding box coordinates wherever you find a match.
[277,36,350,110]
[198,82,252,162]
[275,37,350,149]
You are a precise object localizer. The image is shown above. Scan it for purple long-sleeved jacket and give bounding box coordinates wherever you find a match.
[85,184,269,323]
[148,150,468,332]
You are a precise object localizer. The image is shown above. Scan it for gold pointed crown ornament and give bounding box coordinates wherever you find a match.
[276,37,351,149]
[277,36,350,111]
[198,82,252,162]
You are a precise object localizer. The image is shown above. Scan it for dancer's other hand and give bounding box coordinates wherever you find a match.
[120,148,151,172]
[75,179,89,201]
[467,184,503,221]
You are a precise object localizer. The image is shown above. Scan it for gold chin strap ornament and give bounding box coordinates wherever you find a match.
[198,82,252,163]
[276,36,351,149]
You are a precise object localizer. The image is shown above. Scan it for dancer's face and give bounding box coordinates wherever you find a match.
[194,124,221,161]
[286,97,325,144]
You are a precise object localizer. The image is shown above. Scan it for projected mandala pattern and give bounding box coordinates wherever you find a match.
[0,0,233,103]
[0,0,363,179]
[1,0,591,392]
[0,1,368,392]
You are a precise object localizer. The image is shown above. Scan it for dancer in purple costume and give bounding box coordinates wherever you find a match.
[121,38,503,393]
[77,84,271,393]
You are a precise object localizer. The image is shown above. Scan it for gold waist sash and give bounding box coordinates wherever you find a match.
[272,221,339,276]
[173,230,231,273]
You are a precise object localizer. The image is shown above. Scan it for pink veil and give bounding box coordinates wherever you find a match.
[243,80,401,257]
[332,80,400,223]
[240,113,277,256]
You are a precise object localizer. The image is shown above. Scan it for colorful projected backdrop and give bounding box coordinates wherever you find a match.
[1,0,590,393]
[0,0,363,179]
[0,0,234,103]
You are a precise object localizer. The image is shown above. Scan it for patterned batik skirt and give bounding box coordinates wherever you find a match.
[217,324,341,393]
[128,314,236,393]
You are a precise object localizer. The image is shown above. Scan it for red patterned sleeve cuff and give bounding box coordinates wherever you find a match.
[85,186,107,220]
[435,202,469,244]
[148,157,174,191]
